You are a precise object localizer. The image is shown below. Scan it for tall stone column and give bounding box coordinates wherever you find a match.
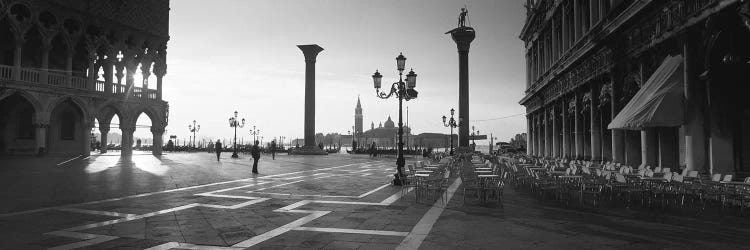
[66,51,73,88]
[683,33,707,172]
[536,114,542,157]
[543,108,549,157]
[121,127,135,156]
[611,77,625,163]
[151,127,164,155]
[641,128,658,168]
[115,61,125,94]
[99,126,109,153]
[103,56,113,95]
[86,49,96,91]
[41,45,50,84]
[294,44,327,155]
[448,27,475,149]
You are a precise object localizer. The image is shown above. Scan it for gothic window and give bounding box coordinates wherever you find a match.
[17,107,34,139]
[61,111,75,140]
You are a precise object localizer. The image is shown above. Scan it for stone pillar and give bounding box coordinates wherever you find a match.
[34,123,48,156]
[99,126,109,153]
[552,106,559,157]
[590,88,602,161]
[115,61,125,94]
[527,115,533,155]
[573,0,581,41]
[575,93,584,159]
[151,127,164,155]
[293,44,327,155]
[562,100,569,158]
[121,127,135,156]
[683,33,707,172]
[658,127,679,168]
[41,45,50,84]
[611,76,625,163]
[536,114,542,157]
[543,108,549,157]
[86,49,96,91]
[82,121,92,157]
[103,57,113,95]
[66,51,73,88]
[13,42,22,81]
[449,27,476,149]
[124,53,138,95]
[641,128,658,168]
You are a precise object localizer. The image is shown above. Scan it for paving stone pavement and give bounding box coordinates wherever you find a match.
[1,152,748,249]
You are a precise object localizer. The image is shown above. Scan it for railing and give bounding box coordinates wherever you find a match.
[0,65,160,101]
[48,72,66,86]
[71,76,87,90]
[0,65,13,79]
[20,68,39,83]
[95,80,105,92]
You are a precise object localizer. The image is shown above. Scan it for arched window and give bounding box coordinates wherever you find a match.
[61,111,75,140]
[17,106,34,139]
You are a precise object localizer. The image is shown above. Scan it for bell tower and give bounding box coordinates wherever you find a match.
[355,96,363,134]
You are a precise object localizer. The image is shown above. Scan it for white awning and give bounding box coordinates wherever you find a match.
[608,55,684,130]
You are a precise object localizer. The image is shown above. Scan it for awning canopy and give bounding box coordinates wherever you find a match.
[608,55,684,130]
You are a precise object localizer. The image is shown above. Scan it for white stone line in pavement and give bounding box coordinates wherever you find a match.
[357,183,391,198]
[231,186,411,248]
[248,180,305,192]
[55,155,81,166]
[46,231,119,250]
[0,161,377,218]
[46,182,272,249]
[146,242,243,250]
[396,178,461,250]
[293,227,409,236]
[55,207,137,218]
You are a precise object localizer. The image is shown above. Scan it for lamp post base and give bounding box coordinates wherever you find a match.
[231,153,239,158]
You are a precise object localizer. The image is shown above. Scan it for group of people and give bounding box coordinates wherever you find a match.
[213,139,272,174]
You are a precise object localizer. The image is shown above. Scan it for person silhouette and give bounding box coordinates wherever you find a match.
[251,140,261,174]
[458,8,468,27]
[215,139,222,161]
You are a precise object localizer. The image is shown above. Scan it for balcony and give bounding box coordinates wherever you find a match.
[0,64,159,101]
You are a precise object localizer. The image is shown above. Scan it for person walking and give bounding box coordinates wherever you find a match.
[251,140,260,174]
[270,140,276,160]
[215,139,222,161]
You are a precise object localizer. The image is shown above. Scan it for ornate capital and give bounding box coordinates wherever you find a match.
[581,92,592,113]
[568,98,576,114]
[34,123,50,129]
[599,83,612,107]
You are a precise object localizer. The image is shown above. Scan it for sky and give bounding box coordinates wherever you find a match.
[136,0,528,145]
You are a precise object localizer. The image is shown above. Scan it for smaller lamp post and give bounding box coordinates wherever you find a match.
[228,111,245,158]
[250,126,260,143]
[442,108,461,156]
[188,120,200,148]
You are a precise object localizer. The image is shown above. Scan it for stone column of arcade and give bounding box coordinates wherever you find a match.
[121,127,135,156]
[151,127,164,155]
[99,125,109,153]
[293,44,327,155]
[447,26,475,151]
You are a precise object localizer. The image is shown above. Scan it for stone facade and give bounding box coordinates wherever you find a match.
[0,0,170,156]
[520,0,750,177]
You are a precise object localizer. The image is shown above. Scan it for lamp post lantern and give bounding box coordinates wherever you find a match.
[188,120,200,148]
[228,111,245,158]
[372,52,419,186]
[442,108,461,156]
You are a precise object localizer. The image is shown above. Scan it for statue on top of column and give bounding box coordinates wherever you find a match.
[458,8,468,27]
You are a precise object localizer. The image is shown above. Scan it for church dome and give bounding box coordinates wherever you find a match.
[384,115,395,128]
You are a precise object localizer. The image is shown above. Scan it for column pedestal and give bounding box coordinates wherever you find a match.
[35,124,48,156]
[100,128,109,153]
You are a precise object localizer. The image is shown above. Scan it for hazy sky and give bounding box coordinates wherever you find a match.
[138,0,528,144]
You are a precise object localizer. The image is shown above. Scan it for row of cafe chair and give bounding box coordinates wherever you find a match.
[504,156,750,213]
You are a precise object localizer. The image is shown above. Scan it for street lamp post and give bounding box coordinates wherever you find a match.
[228,111,245,158]
[250,126,259,144]
[442,108,461,156]
[372,52,419,186]
[188,120,200,149]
